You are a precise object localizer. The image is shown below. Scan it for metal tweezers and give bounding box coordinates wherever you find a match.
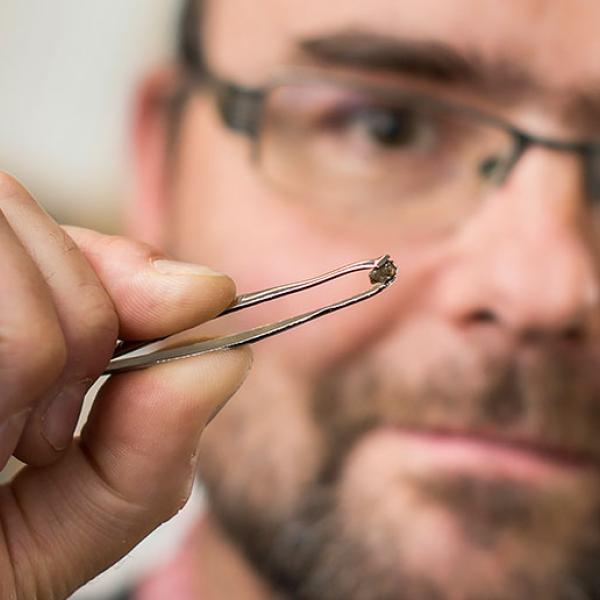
[104,255,397,375]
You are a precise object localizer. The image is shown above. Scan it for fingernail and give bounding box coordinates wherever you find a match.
[0,410,30,469]
[42,380,92,451]
[152,259,225,277]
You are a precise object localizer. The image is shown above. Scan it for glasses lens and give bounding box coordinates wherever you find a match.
[258,79,514,234]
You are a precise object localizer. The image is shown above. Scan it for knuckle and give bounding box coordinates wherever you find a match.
[85,291,119,342]
[66,282,119,371]
[105,234,157,262]
[6,323,67,388]
[51,226,79,257]
[29,329,68,383]
[0,171,28,198]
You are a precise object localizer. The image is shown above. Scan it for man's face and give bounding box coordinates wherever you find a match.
[153,1,600,597]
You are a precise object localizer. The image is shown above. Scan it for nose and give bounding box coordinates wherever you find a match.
[435,148,600,342]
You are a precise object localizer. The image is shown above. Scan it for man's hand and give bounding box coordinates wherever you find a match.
[0,174,252,599]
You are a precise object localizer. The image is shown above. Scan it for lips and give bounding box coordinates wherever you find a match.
[378,425,599,480]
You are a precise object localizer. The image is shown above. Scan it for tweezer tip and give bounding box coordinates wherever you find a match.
[369,255,397,286]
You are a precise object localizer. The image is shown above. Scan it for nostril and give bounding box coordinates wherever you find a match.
[561,324,586,343]
[469,309,498,324]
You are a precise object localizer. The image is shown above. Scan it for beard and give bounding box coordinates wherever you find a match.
[209,475,600,600]
[200,319,600,599]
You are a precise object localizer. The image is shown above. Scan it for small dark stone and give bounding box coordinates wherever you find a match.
[369,257,397,285]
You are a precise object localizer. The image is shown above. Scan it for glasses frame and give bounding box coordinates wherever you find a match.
[190,70,600,202]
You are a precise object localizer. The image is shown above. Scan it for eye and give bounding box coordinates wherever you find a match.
[321,103,437,154]
[350,107,425,147]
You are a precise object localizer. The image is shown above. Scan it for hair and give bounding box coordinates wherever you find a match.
[164,0,206,146]
[177,0,206,77]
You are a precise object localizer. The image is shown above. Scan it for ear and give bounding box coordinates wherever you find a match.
[126,66,181,249]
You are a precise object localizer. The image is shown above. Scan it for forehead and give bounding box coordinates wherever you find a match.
[204,0,600,89]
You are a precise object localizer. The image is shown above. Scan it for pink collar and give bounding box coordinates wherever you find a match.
[134,521,204,600]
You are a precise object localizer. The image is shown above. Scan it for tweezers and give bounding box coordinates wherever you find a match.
[104,255,397,375]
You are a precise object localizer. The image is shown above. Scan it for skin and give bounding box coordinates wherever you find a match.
[2,0,600,598]
[130,1,600,599]
[0,177,252,598]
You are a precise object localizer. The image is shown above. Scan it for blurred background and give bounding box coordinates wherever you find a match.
[0,3,199,598]
[0,0,179,232]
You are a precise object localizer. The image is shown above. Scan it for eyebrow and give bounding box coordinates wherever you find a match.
[565,88,600,133]
[298,31,539,100]
[294,31,600,133]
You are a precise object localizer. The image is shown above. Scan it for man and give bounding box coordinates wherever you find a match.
[2,0,600,598]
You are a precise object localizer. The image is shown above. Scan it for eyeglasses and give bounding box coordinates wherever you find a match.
[200,71,600,235]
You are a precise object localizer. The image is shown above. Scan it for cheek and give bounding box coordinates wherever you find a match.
[197,358,325,514]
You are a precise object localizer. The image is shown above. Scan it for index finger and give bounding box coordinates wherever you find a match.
[64,226,237,340]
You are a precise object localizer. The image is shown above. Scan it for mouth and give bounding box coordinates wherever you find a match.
[377,425,599,480]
